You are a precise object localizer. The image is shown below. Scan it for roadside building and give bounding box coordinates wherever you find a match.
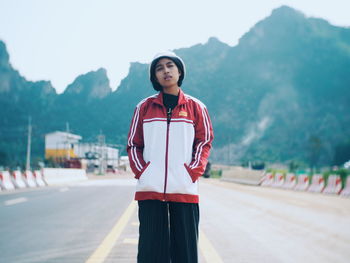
[45,131,119,173]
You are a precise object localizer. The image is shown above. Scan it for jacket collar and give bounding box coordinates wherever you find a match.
[153,88,188,106]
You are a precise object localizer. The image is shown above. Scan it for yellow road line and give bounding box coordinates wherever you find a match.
[85,201,137,263]
[199,229,223,263]
[123,238,138,245]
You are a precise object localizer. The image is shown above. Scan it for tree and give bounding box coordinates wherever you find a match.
[307,136,322,172]
[333,141,350,166]
[0,151,7,166]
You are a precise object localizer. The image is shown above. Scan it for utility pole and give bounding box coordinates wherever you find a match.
[25,116,32,171]
[98,131,106,175]
[66,122,70,161]
[227,133,231,165]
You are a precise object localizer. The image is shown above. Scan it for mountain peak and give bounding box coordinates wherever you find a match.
[206,37,226,46]
[237,5,311,49]
[64,67,112,99]
[270,5,305,19]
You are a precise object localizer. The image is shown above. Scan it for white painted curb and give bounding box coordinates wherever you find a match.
[12,171,27,188]
[24,171,37,188]
[323,175,342,194]
[294,174,310,191]
[33,170,47,187]
[0,171,16,190]
[43,168,88,185]
[308,174,325,193]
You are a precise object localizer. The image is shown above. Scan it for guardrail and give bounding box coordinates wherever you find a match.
[258,172,349,197]
[219,166,349,197]
[0,168,88,192]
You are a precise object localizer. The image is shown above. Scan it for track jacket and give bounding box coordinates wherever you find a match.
[127,89,214,203]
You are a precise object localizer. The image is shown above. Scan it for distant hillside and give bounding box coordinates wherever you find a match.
[1,5,350,168]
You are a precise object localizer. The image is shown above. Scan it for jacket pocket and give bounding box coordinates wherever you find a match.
[184,163,198,183]
[135,161,151,179]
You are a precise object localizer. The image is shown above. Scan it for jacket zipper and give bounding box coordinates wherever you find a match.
[163,107,172,201]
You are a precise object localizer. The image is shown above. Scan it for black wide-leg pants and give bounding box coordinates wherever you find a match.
[137,200,199,263]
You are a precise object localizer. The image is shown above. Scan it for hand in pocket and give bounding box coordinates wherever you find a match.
[184,163,199,183]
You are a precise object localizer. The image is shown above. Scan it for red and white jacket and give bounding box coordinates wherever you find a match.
[127,89,214,203]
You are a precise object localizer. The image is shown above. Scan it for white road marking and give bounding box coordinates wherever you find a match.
[85,200,137,263]
[123,238,138,245]
[199,229,224,263]
[76,179,135,187]
[4,197,28,206]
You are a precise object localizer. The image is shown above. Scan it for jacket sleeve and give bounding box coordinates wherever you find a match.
[127,105,148,179]
[185,103,214,182]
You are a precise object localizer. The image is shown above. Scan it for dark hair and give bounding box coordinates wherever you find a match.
[150,56,185,91]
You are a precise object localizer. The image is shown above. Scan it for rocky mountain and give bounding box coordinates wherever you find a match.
[63,68,111,100]
[205,6,350,165]
[1,5,350,168]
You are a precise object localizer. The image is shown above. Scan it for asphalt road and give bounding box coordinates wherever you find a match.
[1,176,349,263]
[199,179,350,263]
[0,179,135,263]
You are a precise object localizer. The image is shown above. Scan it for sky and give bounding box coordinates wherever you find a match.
[0,0,349,94]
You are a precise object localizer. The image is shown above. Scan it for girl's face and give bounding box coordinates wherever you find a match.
[155,58,181,90]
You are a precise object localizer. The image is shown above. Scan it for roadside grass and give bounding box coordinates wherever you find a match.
[209,169,222,179]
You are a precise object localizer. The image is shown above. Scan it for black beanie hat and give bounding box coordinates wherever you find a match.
[149,51,186,91]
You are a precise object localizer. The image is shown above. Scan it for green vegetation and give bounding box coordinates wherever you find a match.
[209,169,222,179]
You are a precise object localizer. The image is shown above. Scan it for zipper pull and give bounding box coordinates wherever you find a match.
[167,108,172,124]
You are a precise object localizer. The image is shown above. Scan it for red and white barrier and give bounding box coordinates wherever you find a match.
[340,176,350,197]
[33,170,47,187]
[323,175,342,194]
[294,174,310,191]
[308,174,325,193]
[282,173,296,189]
[12,170,27,188]
[0,171,16,190]
[23,171,37,187]
[271,173,284,188]
[261,173,274,186]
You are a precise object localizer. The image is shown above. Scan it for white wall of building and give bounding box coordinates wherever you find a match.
[45,131,82,150]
